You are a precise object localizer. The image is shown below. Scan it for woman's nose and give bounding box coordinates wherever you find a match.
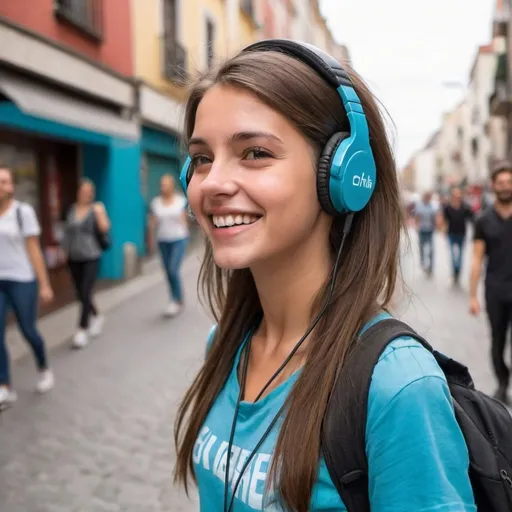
[197,160,239,197]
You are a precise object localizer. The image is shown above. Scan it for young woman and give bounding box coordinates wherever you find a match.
[63,179,110,349]
[150,174,189,317]
[174,41,476,511]
[0,167,54,408]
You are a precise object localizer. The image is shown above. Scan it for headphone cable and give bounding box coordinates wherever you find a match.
[224,213,354,511]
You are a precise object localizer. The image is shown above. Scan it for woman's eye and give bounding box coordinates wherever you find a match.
[190,155,211,169]
[244,148,271,160]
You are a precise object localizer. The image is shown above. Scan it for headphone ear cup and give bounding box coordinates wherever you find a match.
[317,132,350,216]
[179,156,192,196]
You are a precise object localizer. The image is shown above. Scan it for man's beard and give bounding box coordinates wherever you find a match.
[496,191,512,205]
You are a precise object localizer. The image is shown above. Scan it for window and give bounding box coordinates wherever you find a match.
[472,107,480,125]
[240,0,255,19]
[472,138,479,157]
[163,0,177,40]
[162,0,187,83]
[54,0,103,39]
[206,19,215,69]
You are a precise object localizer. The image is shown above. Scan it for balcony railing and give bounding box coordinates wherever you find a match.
[163,40,188,84]
[54,0,103,40]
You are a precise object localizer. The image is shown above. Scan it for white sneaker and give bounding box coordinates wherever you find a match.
[164,301,181,318]
[72,329,89,349]
[0,386,17,408]
[36,369,54,394]
[89,315,105,338]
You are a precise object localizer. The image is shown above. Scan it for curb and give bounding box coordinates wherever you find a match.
[7,240,202,365]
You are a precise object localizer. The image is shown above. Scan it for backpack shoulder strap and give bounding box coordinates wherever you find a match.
[321,318,431,512]
[16,203,24,235]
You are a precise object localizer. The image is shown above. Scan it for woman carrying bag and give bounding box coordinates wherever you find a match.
[63,178,110,349]
[0,167,54,408]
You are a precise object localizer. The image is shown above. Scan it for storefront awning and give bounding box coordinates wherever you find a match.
[0,69,139,141]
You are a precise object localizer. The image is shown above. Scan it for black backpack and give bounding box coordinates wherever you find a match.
[322,318,512,512]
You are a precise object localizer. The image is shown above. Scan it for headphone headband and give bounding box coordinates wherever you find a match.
[242,39,352,89]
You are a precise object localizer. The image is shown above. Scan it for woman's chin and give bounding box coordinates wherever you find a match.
[212,247,255,271]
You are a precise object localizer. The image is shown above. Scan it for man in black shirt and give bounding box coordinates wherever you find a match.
[470,161,512,403]
[440,187,473,284]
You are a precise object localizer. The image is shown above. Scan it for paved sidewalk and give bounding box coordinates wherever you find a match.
[6,248,197,364]
[1,249,209,512]
[0,229,506,512]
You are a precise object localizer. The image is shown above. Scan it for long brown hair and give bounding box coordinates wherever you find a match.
[174,50,404,510]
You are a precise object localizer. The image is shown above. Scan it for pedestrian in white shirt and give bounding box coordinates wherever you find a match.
[149,174,189,317]
[0,167,55,408]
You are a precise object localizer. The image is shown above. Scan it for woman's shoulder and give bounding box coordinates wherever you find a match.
[16,201,39,225]
[177,193,188,208]
[365,314,447,418]
[15,200,36,215]
[367,336,450,445]
[151,196,161,209]
[372,334,445,397]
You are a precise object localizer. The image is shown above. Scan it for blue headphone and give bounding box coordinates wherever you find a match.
[179,39,377,216]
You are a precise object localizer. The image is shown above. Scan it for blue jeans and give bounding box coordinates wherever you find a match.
[158,239,188,303]
[448,233,465,274]
[418,231,434,272]
[0,280,48,386]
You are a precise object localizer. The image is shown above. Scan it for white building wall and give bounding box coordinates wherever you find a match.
[467,52,497,184]
[414,148,437,193]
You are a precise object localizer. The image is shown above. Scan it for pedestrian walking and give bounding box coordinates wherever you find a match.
[173,41,476,511]
[149,174,189,317]
[0,167,55,408]
[62,178,110,349]
[439,187,474,285]
[413,191,437,276]
[470,160,512,404]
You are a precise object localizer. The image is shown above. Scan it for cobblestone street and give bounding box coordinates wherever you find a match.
[0,232,501,512]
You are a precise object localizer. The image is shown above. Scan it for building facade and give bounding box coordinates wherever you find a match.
[465,45,497,185]
[490,0,512,163]
[436,102,467,187]
[0,1,143,290]
[131,0,260,253]
[413,132,439,194]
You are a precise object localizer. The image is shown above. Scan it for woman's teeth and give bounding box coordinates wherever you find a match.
[212,214,260,228]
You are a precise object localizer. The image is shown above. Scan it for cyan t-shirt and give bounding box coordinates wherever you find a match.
[193,313,476,511]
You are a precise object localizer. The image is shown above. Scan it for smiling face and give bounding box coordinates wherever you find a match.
[186,84,331,270]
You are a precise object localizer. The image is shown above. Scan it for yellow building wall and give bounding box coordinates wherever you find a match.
[182,0,228,74]
[132,0,260,96]
[237,9,259,52]
[131,0,186,99]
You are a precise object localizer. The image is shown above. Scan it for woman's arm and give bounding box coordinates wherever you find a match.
[93,202,110,233]
[26,237,53,304]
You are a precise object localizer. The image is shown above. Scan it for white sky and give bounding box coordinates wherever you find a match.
[320,0,494,169]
